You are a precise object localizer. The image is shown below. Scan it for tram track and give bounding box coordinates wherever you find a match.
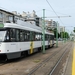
[48,43,72,75]
[27,42,71,75]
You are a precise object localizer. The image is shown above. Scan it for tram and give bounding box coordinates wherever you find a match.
[0,9,54,60]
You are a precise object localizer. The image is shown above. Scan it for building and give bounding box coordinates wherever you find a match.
[0,9,26,25]
[60,26,65,32]
[0,8,65,34]
[21,10,42,27]
[0,9,14,23]
[45,19,57,33]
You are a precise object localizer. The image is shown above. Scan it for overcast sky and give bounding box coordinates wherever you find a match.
[0,0,75,34]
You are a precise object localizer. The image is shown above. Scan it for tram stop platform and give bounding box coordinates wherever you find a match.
[64,42,74,75]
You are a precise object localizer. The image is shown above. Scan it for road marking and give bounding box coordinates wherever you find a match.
[72,44,75,75]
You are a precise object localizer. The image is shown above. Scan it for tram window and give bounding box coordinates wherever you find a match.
[10,29,16,42]
[46,35,48,39]
[16,29,20,41]
[39,33,42,40]
[34,32,39,41]
[52,35,54,40]
[24,31,30,41]
[50,35,53,40]
[20,30,24,41]
[24,31,27,41]
[27,31,30,41]
[45,34,46,40]
[30,31,32,41]
[32,32,35,41]
[4,30,10,42]
[47,35,50,40]
[35,33,41,41]
[33,32,36,41]
[34,32,36,41]
[50,35,51,39]
[41,34,42,40]
[45,34,47,40]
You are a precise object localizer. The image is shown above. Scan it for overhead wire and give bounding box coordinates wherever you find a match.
[46,0,65,25]
[45,9,71,16]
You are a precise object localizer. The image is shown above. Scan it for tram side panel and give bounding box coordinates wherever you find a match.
[0,42,20,60]
[33,41,42,52]
[3,42,20,59]
[0,37,54,60]
[45,41,50,48]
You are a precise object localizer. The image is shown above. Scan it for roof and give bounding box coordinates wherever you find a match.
[0,9,24,18]
[0,9,14,15]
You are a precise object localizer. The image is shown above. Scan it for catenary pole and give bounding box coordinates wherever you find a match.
[64,27,66,43]
[42,9,45,53]
[56,22,58,47]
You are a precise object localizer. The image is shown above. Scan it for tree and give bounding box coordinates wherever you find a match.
[60,32,69,38]
[73,27,75,33]
[53,28,60,38]
[73,30,75,33]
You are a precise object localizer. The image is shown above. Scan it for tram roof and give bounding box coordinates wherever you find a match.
[4,23,42,33]
[3,23,54,35]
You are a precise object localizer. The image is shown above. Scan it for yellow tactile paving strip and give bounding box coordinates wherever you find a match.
[72,43,75,75]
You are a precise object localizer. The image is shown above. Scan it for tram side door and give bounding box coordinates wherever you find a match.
[9,29,17,52]
[4,29,18,59]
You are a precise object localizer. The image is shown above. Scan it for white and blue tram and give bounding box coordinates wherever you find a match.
[0,9,54,60]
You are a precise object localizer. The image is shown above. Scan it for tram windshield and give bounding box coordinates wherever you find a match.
[0,31,6,42]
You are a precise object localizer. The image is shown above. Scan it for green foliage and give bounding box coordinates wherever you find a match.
[53,28,69,39]
[60,32,69,38]
[73,30,75,32]
[53,28,60,38]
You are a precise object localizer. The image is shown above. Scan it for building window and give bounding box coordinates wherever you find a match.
[0,12,3,18]
[8,16,13,22]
